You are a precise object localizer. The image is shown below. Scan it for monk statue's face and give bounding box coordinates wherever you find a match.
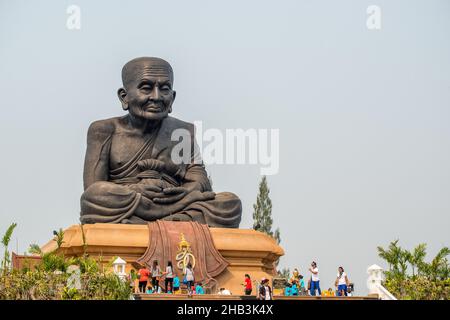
[118,58,176,122]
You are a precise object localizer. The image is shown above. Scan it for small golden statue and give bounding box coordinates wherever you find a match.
[175,233,196,270]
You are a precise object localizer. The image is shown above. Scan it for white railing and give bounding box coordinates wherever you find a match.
[366,264,397,300]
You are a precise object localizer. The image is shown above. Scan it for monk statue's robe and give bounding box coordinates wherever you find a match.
[80,116,242,228]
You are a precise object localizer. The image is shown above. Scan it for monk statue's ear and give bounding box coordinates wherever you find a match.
[168,90,176,113]
[117,88,128,111]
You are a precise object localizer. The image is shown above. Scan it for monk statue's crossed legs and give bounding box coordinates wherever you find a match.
[81,181,215,224]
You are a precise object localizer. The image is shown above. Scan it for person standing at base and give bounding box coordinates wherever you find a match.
[291,268,300,283]
[335,266,349,296]
[259,278,273,300]
[255,279,261,298]
[218,287,232,295]
[284,282,292,296]
[137,264,150,294]
[184,262,195,296]
[324,288,335,296]
[163,261,174,293]
[173,274,180,294]
[290,280,299,296]
[299,275,306,295]
[151,260,162,293]
[258,279,264,300]
[347,285,353,297]
[195,282,205,294]
[242,274,252,295]
[309,261,321,296]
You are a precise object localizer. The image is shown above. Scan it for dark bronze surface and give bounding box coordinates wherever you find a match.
[80,57,241,227]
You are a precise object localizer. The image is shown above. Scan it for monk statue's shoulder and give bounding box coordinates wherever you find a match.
[164,116,195,134]
[87,117,122,139]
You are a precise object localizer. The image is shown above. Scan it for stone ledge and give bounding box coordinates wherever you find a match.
[41,223,284,261]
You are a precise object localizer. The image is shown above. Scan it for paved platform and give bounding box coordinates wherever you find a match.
[134,293,379,300]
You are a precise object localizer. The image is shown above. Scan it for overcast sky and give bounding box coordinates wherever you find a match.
[1,0,449,294]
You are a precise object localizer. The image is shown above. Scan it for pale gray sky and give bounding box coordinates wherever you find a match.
[1,0,449,294]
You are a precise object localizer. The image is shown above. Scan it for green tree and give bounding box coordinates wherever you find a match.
[409,243,426,277]
[1,223,17,274]
[252,176,281,244]
[377,240,450,300]
[28,244,42,256]
[29,228,72,273]
[425,247,450,281]
[377,239,409,278]
[53,228,65,249]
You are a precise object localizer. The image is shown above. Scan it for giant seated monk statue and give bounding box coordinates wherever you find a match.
[80,57,242,227]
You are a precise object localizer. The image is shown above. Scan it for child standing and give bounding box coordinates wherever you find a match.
[195,282,205,294]
[173,275,180,294]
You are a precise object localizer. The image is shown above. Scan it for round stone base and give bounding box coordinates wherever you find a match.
[41,223,284,295]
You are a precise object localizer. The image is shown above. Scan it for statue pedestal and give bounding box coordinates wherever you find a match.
[41,223,284,295]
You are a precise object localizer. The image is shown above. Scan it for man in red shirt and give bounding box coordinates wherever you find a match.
[138,264,150,293]
[243,274,252,295]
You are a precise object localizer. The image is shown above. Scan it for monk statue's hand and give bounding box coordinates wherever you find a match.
[153,186,215,204]
[129,184,165,199]
[153,187,188,204]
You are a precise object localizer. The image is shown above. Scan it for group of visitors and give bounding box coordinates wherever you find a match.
[240,274,272,300]
[254,262,352,298]
[285,262,352,297]
[130,260,204,296]
[128,260,352,298]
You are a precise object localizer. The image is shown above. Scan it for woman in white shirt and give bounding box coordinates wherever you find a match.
[151,260,162,293]
[183,262,195,296]
[308,261,321,296]
[163,261,174,293]
[335,266,349,296]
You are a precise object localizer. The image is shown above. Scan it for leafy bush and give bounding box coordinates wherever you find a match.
[383,277,450,300]
[0,266,131,300]
[0,223,132,300]
[0,268,67,300]
[378,240,450,300]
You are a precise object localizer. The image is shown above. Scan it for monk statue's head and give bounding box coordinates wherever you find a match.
[118,57,176,121]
